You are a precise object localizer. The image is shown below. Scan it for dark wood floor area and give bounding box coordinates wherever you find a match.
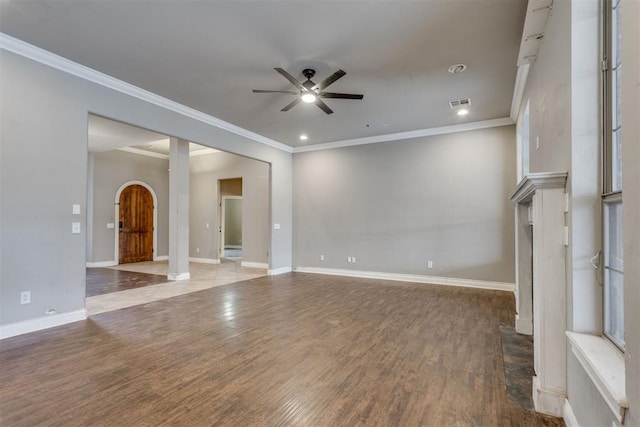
[1,273,563,426]
[86,267,168,297]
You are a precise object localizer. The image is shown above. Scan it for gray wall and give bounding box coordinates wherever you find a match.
[190,151,269,264]
[293,125,516,283]
[91,150,170,262]
[0,49,292,326]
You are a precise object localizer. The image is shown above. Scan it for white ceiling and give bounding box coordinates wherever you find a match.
[0,0,527,148]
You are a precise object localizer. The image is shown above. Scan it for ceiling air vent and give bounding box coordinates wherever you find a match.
[449,98,471,109]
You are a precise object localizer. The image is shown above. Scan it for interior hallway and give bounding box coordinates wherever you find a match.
[86,259,267,316]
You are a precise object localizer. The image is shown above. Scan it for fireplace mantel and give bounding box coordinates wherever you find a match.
[511,172,568,204]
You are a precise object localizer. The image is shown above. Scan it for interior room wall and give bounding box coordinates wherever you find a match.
[0,49,292,328]
[90,150,170,263]
[190,152,269,264]
[293,125,516,284]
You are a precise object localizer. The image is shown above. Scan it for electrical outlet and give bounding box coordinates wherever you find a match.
[347,256,352,263]
[427,260,433,269]
[320,254,325,261]
[352,256,356,263]
[196,247,200,253]
[20,291,31,304]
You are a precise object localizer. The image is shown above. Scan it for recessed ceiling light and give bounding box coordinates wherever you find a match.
[457,109,469,116]
[448,64,467,74]
[301,93,317,103]
[299,134,308,141]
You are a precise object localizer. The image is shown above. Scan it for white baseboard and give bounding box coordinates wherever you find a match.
[167,272,190,281]
[268,266,292,276]
[563,399,580,427]
[0,309,87,340]
[533,375,565,417]
[293,267,515,292]
[86,260,117,268]
[515,314,533,335]
[189,257,220,264]
[241,261,268,269]
[154,255,169,261]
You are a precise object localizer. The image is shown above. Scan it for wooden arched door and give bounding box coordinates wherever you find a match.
[119,184,154,264]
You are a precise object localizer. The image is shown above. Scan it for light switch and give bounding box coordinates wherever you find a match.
[106,223,115,229]
[72,222,81,234]
[72,204,81,215]
[273,223,281,230]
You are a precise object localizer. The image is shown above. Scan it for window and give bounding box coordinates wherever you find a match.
[602,0,624,349]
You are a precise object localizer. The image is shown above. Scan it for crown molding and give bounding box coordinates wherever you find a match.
[0,33,293,154]
[510,63,531,121]
[293,117,514,153]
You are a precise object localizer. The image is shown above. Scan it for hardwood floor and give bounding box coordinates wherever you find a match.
[1,273,562,426]
[86,267,169,297]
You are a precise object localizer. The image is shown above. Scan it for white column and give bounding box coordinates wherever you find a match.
[514,203,533,335]
[511,172,568,417]
[168,137,190,281]
[531,187,566,416]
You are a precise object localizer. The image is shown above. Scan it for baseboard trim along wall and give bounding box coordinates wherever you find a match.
[294,267,516,292]
[86,260,117,268]
[189,257,220,264]
[154,255,169,261]
[562,399,579,427]
[0,309,88,340]
[167,272,191,281]
[241,261,269,269]
[268,266,292,276]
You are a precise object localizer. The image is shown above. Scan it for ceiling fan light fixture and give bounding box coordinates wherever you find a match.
[301,93,317,103]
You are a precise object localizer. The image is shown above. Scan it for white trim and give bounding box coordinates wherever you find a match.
[114,181,158,265]
[268,266,292,276]
[86,260,117,268]
[118,146,169,160]
[510,64,531,121]
[293,117,514,153]
[189,147,220,157]
[167,272,191,281]
[0,309,87,340]
[532,375,566,417]
[189,257,220,264]
[511,172,569,203]
[566,332,628,424]
[241,261,268,269]
[294,267,515,292]
[515,314,533,335]
[0,33,293,154]
[563,399,580,427]
[154,255,169,261]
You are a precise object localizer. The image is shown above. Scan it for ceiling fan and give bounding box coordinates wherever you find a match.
[253,68,364,114]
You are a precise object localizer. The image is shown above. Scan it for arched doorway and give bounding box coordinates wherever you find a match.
[117,184,154,264]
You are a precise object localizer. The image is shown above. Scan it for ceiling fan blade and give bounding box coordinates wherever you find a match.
[320,92,364,100]
[274,68,306,91]
[315,98,334,114]
[253,89,298,94]
[281,97,302,112]
[313,69,346,91]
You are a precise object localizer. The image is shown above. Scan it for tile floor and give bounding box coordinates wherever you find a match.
[85,259,267,316]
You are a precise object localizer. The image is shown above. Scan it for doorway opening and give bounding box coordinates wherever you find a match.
[116,182,156,264]
[219,178,243,259]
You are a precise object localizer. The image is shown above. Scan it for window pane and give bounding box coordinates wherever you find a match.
[605,201,624,270]
[604,269,625,348]
[613,129,623,191]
